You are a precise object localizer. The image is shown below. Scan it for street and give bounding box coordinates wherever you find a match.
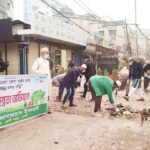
[0,87,150,150]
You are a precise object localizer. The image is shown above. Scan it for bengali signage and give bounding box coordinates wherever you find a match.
[0,74,49,128]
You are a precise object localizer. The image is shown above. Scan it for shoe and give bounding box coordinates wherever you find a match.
[48,107,52,114]
[124,96,129,101]
[137,98,144,101]
[69,104,77,107]
[91,112,102,117]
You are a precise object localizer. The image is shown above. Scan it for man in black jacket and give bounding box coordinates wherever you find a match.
[81,56,96,99]
[61,64,87,107]
[124,58,144,101]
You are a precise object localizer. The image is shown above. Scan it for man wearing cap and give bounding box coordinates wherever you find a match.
[124,57,144,101]
[32,47,52,112]
[61,64,87,107]
[89,75,121,116]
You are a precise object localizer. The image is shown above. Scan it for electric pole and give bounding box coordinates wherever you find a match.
[135,0,138,56]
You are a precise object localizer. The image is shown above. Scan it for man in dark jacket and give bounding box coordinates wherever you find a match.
[124,58,144,101]
[61,64,87,107]
[143,61,150,93]
[81,56,96,99]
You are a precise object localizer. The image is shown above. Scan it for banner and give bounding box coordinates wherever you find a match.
[0,74,49,128]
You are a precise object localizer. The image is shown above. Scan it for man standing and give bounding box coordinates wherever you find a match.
[124,58,144,101]
[32,47,51,112]
[89,75,121,116]
[61,64,87,107]
[143,61,150,93]
[81,56,96,98]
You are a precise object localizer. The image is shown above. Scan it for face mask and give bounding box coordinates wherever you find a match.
[129,62,133,65]
[82,70,86,73]
[44,54,49,59]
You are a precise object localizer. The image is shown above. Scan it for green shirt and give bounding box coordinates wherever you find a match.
[90,75,114,104]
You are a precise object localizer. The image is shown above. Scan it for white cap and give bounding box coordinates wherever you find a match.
[40,47,49,53]
[115,80,121,87]
[81,64,87,69]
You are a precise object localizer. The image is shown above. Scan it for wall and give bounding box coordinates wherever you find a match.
[0,43,5,59]
[61,49,67,69]
[28,42,38,74]
[7,43,19,74]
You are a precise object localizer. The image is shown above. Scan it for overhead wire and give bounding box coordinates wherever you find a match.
[41,0,149,50]
[41,0,91,35]
[74,0,102,24]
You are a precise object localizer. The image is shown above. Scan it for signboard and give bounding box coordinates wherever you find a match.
[0,74,49,128]
[0,18,13,42]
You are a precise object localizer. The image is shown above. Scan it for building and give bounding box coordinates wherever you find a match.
[17,0,86,70]
[0,0,13,19]
[71,14,119,71]
[0,0,87,75]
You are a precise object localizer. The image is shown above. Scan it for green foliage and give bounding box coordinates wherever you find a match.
[122,54,129,64]
[57,68,68,74]
[111,68,119,80]
[96,67,103,75]
[103,69,109,76]
[136,57,145,65]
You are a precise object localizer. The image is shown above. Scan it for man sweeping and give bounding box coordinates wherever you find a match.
[89,75,121,116]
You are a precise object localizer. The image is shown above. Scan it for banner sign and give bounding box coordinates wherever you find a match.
[0,74,49,128]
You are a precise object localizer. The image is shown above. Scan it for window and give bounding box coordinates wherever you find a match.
[7,2,10,10]
[109,30,116,37]
[55,50,61,65]
[99,31,104,36]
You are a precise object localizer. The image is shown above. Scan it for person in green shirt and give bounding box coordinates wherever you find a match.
[89,75,121,116]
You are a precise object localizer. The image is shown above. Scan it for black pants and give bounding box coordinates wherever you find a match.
[83,79,94,100]
[144,77,150,90]
[89,82,102,112]
[83,79,88,97]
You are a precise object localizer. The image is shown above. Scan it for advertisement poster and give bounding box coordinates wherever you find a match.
[0,74,49,128]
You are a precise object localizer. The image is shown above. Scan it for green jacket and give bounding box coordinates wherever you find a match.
[90,75,114,104]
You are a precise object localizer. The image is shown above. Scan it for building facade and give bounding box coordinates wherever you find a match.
[0,0,87,75]
[0,0,13,19]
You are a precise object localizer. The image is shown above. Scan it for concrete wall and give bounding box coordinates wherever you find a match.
[28,42,38,74]
[0,41,74,75]
[12,24,24,35]
[0,43,5,59]
[61,50,67,69]
[7,43,19,74]
[67,49,72,61]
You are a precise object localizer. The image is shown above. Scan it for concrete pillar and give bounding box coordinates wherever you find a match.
[61,49,67,69]
[18,42,29,74]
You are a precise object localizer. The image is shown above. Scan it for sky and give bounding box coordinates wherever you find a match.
[60,0,150,29]
[13,0,150,29]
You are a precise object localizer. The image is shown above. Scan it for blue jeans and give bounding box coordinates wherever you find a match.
[63,86,75,105]
[58,81,65,99]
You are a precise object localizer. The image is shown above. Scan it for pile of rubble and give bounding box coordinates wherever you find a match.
[107,103,150,126]
[106,103,139,119]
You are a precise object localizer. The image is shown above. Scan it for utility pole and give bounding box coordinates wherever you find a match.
[146,38,150,60]
[125,18,132,55]
[135,0,138,56]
